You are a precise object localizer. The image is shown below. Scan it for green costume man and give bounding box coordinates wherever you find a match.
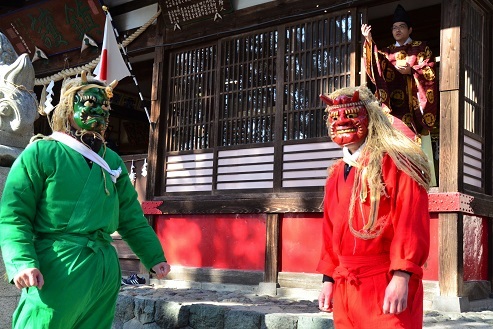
[0,72,170,328]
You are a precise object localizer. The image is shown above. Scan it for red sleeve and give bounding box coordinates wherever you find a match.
[383,155,430,278]
[316,167,341,277]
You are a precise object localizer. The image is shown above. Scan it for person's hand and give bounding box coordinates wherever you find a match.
[395,62,412,75]
[151,262,171,279]
[318,281,334,312]
[361,24,373,43]
[383,271,410,314]
[13,268,44,290]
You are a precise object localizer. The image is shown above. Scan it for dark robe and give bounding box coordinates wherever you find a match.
[364,39,438,135]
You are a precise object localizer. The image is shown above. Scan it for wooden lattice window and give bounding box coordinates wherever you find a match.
[463,2,484,135]
[462,1,487,191]
[219,30,278,146]
[164,10,356,194]
[167,46,217,152]
[283,13,352,140]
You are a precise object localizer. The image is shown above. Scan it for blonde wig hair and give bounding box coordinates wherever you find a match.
[325,86,431,239]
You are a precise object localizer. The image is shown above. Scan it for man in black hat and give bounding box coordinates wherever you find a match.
[361,4,438,185]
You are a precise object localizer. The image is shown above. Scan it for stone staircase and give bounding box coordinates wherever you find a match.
[112,276,493,329]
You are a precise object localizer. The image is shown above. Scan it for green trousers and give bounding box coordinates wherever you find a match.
[12,233,121,329]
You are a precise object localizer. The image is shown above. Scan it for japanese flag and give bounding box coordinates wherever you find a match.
[94,14,131,83]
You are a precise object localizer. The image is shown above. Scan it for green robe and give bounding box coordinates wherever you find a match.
[0,139,166,328]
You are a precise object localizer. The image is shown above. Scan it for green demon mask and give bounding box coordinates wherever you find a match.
[72,85,111,132]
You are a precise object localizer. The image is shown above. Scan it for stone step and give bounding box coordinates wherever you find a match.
[113,282,493,329]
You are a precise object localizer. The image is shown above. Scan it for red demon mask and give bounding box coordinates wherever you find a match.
[320,91,369,148]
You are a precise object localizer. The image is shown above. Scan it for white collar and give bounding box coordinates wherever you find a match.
[395,37,412,47]
[342,141,366,168]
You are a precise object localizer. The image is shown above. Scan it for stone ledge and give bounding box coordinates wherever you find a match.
[113,301,334,329]
[112,283,493,329]
[113,286,334,329]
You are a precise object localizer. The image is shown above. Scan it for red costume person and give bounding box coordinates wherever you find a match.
[317,86,431,328]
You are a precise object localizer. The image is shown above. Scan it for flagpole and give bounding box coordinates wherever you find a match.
[101,5,152,125]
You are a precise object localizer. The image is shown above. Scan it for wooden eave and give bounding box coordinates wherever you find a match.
[33,24,157,78]
[31,0,159,78]
[160,0,360,49]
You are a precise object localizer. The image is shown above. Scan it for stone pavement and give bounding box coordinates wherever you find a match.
[113,280,493,329]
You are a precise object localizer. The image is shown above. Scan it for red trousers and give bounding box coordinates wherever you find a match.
[332,255,424,329]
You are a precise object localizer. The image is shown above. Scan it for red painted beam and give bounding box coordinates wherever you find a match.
[141,201,163,215]
[428,192,474,214]
[143,192,475,215]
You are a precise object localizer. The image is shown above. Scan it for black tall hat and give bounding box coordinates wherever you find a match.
[393,4,411,27]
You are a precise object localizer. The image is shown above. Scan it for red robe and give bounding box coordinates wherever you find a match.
[364,39,438,135]
[317,155,430,328]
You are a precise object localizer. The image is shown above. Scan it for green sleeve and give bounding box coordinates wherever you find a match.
[0,143,44,282]
[114,158,166,270]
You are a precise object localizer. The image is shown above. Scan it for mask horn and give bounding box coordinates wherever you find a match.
[109,79,118,89]
[81,70,88,83]
[320,94,333,105]
[351,90,360,103]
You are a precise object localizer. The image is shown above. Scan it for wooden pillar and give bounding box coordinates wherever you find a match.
[438,0,463,298]
[141,9,166,275]
[484,1,493,293]
[438,213,464,296]
[264,214,280,283]
[145,12,166,209]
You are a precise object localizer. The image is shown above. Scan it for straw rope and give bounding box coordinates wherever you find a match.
[34,7,161,86]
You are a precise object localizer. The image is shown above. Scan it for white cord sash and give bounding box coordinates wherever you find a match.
[50,131,122,183]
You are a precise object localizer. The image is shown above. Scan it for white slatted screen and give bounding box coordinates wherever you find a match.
[165,153,214,192]
[217,147,274,190]
[282,142,341,187]
[463,135,482,188]
[165,142,341,192]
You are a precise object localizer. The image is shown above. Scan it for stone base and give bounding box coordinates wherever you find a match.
[431,280,493,312]
[432,296,471,312]
[257,282,278,296]
[464,280,492,300]
[162,266,264,286]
